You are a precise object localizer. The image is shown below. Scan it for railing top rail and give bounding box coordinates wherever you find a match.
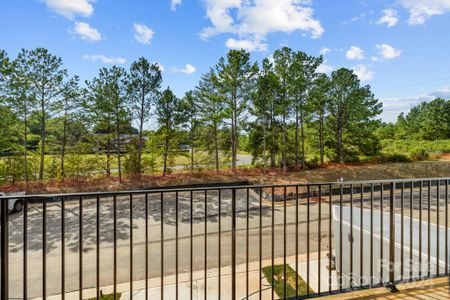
[1,176,450,199]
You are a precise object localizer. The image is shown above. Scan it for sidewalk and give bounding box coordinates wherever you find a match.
[39,252,334,300]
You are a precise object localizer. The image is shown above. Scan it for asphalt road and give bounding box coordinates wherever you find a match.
[5,185,450,298]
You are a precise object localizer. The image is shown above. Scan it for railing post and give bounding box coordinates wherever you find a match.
[231,188,236,300]
[1,198,9,300]
[388,182,399,292]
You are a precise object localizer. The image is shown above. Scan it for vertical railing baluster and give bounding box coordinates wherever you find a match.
[161,192,164,300]
[259,187,263,300]
[145,193,149,300]
[130,194,134,300]
[176,192,179,300]
[388,182,397,291]
[428,180,431,277]
[1,197,9,300]
[409,182,413,280]
[350,184,353,289]
[78,196,82,300]
[204,190,207,300]
[246,188,250,300]
[231,188,236,300]
[307,185,310,296]
[419,181,423,278]
[436,180,440,276]
[446,180,449,276]
[218,190,222,300]
[96,195,100,299]
[318,185,322,294]
[295,185,299,298]
[380,183,384,283]
[328,184,332,293]
[113,195,117,297]
[43,197,47,300]
[271,186,274,300]
[339,183,343,292]
[190,190,193,300]
[401,182,404,281]
[283,186,287,298]
[360,184,363,287]
[24,198,28,300]
[370,183,374,287]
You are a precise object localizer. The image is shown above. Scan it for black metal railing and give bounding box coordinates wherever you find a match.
[0,178,449,299]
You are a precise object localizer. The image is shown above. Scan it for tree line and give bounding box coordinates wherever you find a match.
[0,47,384,186]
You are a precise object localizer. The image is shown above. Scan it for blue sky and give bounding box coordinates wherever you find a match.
[1,0,450,122]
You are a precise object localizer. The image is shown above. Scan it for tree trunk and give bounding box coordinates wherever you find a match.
[106,136,111,177]
[282,111,287,173]
[23,105,29,191]
[319,113,324,165]
[295,108,299,166]
[263,114,267,177]
[116,116,122,183]
[300,105,305,168]
[337,117,344,164]
[60,109,68,177]
[39,94,45,180]
[231,110,237,173]
[137,89,145,175]
[190,132,194,174]
[214,122,219,173]
[163,135,169,176]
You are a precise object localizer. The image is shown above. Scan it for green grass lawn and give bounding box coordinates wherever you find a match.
[88,293,121,300]
[262,264,313,299]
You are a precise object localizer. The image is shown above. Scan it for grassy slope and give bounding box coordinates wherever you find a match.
[1,161,450,194]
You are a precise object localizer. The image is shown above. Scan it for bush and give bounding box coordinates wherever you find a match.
[410,148,429,161]
[372,153,411,163]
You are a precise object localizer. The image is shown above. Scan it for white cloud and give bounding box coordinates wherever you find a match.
[382,87,450,121]
[200,0,324,49]
[399,0,450,25]
[72,22,102,42]
[376,44,401,59]
[171,0,182,11]
[319,47,331,55]
[156,63,165,72]
[317,61,334,74]
[133,23,154,45]
[173,64,196,74]
[43,0,94,19]
[225,38,268,52]
[353,64,374,81]
[346,46,364,60]
[377,9,399,27]
[82,55,126,64]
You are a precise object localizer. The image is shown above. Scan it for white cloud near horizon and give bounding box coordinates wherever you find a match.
[72,22,102,42]
[382,87,450,121]
[133,23,154,45]
[353,64,374,81]
[225,38,268,52]
[171,0,182,11]
[173,64,196,74]
[346,46,365,60]
[376,44,401,59]
[200,0,324,52]
[317,61,334,74]
[43,0,94,19]
[319,47,331,55]
[377,9,399,27]
[82,54,126,64]
[399,0,450,25]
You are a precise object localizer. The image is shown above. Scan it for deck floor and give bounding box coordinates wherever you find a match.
[319,277,450,300]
